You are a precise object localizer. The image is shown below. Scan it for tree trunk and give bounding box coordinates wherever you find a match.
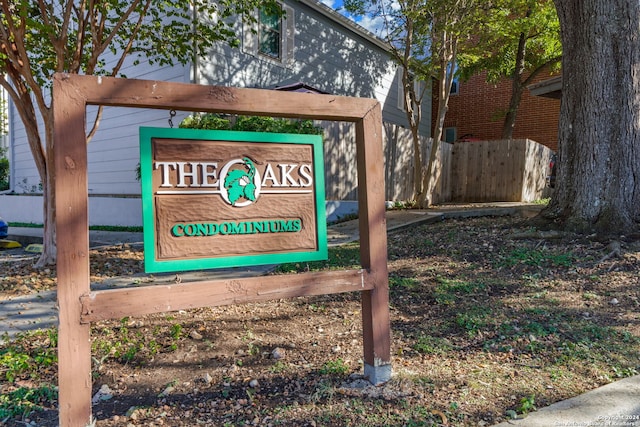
[410,122,423,201]
[1,74,57,266]
[501,81,524,140]
[419,41,456,208]
[396,19,425,203]
[421,93,444,207]
[502,32,527,140]
[547,0,640,234]
[36,129,57,267]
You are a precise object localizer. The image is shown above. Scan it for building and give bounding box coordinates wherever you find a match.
[2,0,432,225]
[437,70,560,152]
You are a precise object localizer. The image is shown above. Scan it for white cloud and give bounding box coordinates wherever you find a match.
[320,0,391,38]
[320,0,337,8]
[356,14,387,36]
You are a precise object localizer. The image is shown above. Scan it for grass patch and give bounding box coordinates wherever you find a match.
[455,307,492,336]
[2,215,640,426]
[498,247,574,268]
[0,384,57,420]
[7,222,42,228]
[532,198,550,205]
[89,225,143,232]
[328,212,358,225]
[413,335,453,355]
[0,330,58,421]
[434,277,487,305]
[319,358,350,375]
[91,317,183,365]
[274,243,360,273]
[389,276,420,290]
[0,329,57,382]
[8,222,143,232]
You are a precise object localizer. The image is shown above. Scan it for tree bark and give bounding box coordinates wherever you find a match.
[502,80,524,140]
[421,76,445,207]
[37,118,57,267]
[502,32,527,140]
[547,0,640,234]
[419,36,457,208]
[0,71,57,266]
[396,19,425,203]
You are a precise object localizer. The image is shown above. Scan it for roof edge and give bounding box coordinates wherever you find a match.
[527,75,562,98]
[297,0,391,52]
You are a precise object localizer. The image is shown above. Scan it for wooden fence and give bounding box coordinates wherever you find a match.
[321,121,452,204]
[450,139,553,203]
[320,123,550,205]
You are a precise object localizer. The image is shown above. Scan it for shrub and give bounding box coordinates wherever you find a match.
[136,114,323,181]
[180,113,323,135]
[0,148,9,191]
[179,114,231,130]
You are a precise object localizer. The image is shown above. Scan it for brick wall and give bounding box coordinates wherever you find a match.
[434,71,560,152]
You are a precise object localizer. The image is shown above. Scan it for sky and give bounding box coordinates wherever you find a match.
[319,0,387,37]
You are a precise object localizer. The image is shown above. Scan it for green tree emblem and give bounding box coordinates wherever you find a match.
[224,157,258,206]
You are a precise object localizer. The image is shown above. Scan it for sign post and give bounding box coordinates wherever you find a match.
[53,74,390,426]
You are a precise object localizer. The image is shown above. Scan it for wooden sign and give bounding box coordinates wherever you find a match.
[53,74,390,427]
[140,127,327,272]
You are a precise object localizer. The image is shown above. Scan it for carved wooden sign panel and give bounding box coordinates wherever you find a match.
[140,127,327,273]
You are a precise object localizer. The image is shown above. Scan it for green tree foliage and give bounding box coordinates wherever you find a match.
[458,0,562,138]
[136,115,322,182]
[0,0,276,266]
[179,114,233,131]
[0,147,8,191]
[180,113,324,135]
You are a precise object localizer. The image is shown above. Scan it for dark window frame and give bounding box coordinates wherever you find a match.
[258,7,282,60]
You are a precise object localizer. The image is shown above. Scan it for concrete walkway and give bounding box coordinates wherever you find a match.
[2,203,640,426]
[492,375,640,426]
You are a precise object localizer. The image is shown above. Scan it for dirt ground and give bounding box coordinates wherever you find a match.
[1,213,639,426]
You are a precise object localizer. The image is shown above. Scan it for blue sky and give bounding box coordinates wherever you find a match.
[320,0,347,15]
[320,0,387,36]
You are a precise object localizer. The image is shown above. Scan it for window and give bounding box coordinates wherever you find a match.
[259,8,281,59]
[450,78,459,95]
[447,61,459,95]
[444,127,457,143]
[396,70,425,111]
[396,74,405,110]
[243,5,295,65]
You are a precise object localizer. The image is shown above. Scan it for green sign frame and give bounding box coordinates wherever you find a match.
[140,127,327,273]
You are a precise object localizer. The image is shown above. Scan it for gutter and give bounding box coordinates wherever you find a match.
[527,75,562,98]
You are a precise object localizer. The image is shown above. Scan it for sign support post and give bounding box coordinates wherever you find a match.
[356,109,391,384]
[53,73,390,426]
[54,78,92,426]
